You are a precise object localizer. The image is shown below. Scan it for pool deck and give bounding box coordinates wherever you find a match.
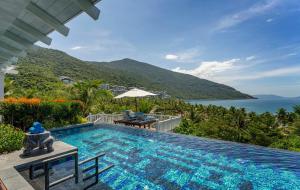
[0,141,77,190]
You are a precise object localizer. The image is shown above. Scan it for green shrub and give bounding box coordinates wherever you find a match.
[0,101,83,131]
[0,124,25,154]
[270,135,300,152]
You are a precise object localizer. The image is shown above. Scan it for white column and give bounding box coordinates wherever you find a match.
[0,71,4,100]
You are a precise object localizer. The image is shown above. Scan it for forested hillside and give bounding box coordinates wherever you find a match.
[11,47,252,99]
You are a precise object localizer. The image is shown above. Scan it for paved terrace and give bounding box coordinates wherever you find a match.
[0,141,77,190]
[87,113,182,132]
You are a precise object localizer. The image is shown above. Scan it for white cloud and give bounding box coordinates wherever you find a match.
[216,0,280,31]
[217,66,300,82]
[266,18,273,22]
[164,48,202,63]
[165,54,179,60]
[172,59,240,79]
[286,52,297,56]
[246,56,256,61]
[71,46,84,50]
[172,56,300,85]
[241,66,300,80]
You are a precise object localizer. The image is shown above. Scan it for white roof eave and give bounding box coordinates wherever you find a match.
[0,0,101,66]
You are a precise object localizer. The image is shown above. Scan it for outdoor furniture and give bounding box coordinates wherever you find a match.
[123,110,137,120]
[116,110,158,128]
[135,112,145,120]
[114,119,157,129]
[114,88,157,111]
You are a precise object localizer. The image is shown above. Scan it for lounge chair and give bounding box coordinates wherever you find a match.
[116,111,157,129]
[123,110,136,120]
[135,112,145,120]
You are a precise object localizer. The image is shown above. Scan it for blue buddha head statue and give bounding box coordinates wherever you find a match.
[29,122,45,134]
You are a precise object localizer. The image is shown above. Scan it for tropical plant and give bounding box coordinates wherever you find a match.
[0,124,25,153]
[294,105,300,116]
[71,80,112,115]
[277,108,289,126]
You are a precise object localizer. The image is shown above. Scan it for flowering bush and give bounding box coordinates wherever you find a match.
[0,98,83,131]
[52,99,66,103]
[4,97,41,104]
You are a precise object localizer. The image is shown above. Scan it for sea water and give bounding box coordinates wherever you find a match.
[186,98,300,114]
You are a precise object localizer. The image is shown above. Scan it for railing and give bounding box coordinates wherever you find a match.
[87,113,123,124]
[87,113,181,132]
[154,116,182,132]
[29,151,114,190]
[29,151,79,190]
[79,153,114,190]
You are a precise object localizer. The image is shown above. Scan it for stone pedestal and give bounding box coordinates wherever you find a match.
[23,131,54,156]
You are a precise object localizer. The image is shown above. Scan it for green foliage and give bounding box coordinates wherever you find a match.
[72,80,112,115]
[137,99,155,113]
[13,47,252,99]
[294,105,300,115]
[270,136,300,152]
[293,119,300,136]
[0,124,25,154]
[174,104,300,150]
[0,101,83,130]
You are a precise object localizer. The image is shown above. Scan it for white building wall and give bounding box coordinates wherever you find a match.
[0,72,4,100]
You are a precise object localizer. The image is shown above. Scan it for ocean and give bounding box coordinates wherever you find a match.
[186,98,300,114]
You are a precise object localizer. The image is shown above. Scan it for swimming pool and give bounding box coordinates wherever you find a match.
[52,125,300,190]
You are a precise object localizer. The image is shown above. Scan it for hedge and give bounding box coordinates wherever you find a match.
[0,124,25,154]
[0,98,83,131]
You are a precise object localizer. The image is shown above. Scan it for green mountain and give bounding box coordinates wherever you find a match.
[12,47,252,99]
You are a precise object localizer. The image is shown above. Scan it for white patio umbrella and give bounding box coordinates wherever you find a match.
[114,88,157,111]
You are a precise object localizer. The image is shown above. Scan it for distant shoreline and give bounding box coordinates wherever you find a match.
[185,98,300,114]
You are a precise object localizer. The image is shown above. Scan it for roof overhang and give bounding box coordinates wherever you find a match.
[0,0,101,68]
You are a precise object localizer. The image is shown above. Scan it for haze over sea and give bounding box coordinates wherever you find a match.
[186,97,300,114]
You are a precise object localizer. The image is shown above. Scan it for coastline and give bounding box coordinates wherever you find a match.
[185,97,300,114]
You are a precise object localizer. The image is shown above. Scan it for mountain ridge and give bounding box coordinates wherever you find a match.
[13,47,253,99]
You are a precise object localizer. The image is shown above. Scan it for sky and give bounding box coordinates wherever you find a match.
[39,0,300,97]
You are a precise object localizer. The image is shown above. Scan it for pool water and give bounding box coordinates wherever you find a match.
[52,125,300,190]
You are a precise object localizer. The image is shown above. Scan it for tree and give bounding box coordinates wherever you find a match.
[294,105,300,116]
[4,77,14,97]
[72,80,112,115]
[277,108,288,126]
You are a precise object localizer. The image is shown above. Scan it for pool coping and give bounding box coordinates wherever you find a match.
[49,123,94,132]
[0,141,78,190]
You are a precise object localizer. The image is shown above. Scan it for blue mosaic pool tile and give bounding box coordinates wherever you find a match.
[163,169,190,187]
[136,159,150,168]
[52,125,300,190]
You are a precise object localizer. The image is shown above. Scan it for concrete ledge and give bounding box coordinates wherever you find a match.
[0,141,77,190]
[50,123,93,132]
[0,168,34,190]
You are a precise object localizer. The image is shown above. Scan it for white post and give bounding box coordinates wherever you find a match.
[0,71,4,100]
